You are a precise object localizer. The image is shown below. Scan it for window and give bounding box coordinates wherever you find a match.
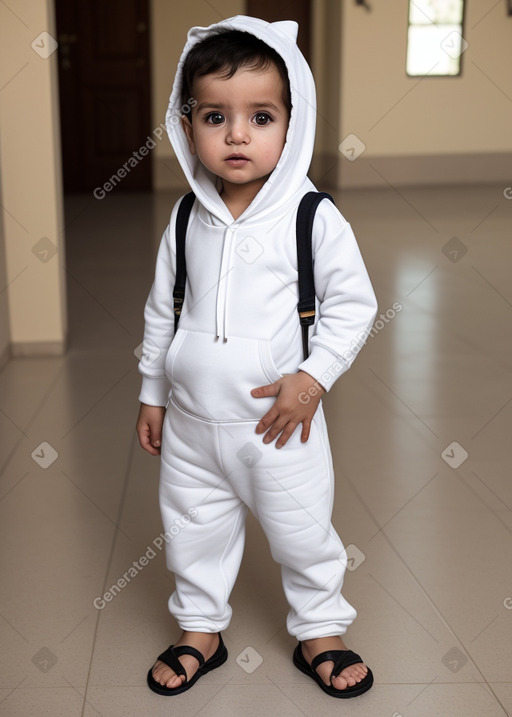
[406,0,466,77]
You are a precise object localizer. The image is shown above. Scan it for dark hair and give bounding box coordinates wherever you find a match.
[180,29,292,117]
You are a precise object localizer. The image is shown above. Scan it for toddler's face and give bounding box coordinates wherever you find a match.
[182,63,289,196]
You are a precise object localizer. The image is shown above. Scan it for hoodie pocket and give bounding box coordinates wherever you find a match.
[165,328,283,421]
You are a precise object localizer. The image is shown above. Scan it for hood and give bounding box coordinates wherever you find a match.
[165,14,317,225]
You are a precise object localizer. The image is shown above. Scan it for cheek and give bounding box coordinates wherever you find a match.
[260,130,287,162]
[198,129,221,149]
[194,134,217,161]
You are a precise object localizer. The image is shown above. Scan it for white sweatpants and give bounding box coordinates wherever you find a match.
[158,395,357,641]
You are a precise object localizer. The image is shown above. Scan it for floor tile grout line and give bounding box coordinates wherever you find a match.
[454,470,512,540]
[80,431,137,716]
[368,572,439,644]
[0,470,29,505]
[368,470,439,541]
[406,673,439,708]
[479,681,511,716]
[60,368,133,439]
[471,265,512,310]
[0,359,67,483]
[4,359,66,438]
[471,395,512,439]
[471,469,512,517]
[190,677,236,717]
[78,678,512,687]
[368,367,439,438]
[0,675,29,709]
[470,615,499,644]
[61,675,104,717]
[60,469,132,542]
[469,204,499,234]
[264,673,309,715]
[344,472,491,686]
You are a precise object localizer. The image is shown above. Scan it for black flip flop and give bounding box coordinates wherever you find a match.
[147,632,228,696]
[293,641,373,698]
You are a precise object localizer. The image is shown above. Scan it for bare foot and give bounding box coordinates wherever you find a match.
[151,631,220,689]
[300,636,369,692]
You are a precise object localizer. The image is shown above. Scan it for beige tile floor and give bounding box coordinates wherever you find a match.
[1,183,511,716]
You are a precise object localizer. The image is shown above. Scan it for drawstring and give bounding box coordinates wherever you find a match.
[215,225,236,342]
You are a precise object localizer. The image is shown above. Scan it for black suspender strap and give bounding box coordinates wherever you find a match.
[296,191,335,362]
[173,191,196,334]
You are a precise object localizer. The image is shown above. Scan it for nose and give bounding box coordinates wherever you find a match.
[226,116,249,144]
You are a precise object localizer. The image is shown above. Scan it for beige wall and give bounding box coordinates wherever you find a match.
[0,170,11,370]
[339,0,512,186]
[341,0,512,156]
[0,0,67,356]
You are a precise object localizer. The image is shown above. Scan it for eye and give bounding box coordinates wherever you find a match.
[205,112,225,125]
[253,112,273,126]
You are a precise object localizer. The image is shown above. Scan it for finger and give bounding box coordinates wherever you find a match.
[138,425,160,456]
[150,425,162,450]
[255,407,280,434]
[300,419,311,443]
[151,431,162,454]
[136,423,149,450]
[140,437,159,456]
[275,422,299,449]
[251,381,280,398]
[262,418,289,444]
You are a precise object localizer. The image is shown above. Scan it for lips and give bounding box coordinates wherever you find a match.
[225,154,250,167]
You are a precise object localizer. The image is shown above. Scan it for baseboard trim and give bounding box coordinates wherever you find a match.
[337,152,512,189]
[0,344,10,372]
[10,340,66,357]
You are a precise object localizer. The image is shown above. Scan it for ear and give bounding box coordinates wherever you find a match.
[271,20,299,42]
[181,115,196,155]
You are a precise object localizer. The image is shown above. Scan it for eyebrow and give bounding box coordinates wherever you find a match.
[196,101,281,113]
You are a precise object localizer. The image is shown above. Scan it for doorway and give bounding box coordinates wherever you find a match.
[55,0,152,192]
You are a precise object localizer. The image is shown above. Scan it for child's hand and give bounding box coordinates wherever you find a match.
[251,371,326,448]
[136,403,166,455]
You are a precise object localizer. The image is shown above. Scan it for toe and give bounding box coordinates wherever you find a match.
[152,660,185,688]
[331,673,350,690]
[164,673,184,688]
[332,663,368,690]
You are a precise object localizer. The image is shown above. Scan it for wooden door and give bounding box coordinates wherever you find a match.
[246,0,311,62]
[56,0,152,192]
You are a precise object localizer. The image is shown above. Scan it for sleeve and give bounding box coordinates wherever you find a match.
[297,198,378,392]
[137,199,182,407]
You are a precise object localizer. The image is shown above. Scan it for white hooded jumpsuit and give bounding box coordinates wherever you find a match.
[138,15,378,641]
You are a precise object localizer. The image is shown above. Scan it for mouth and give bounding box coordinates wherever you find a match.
[225,154,250,166]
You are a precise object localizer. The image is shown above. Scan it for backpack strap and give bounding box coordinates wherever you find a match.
[173,189,335,363]
[173,191,196,334]
[296,191,335,361]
